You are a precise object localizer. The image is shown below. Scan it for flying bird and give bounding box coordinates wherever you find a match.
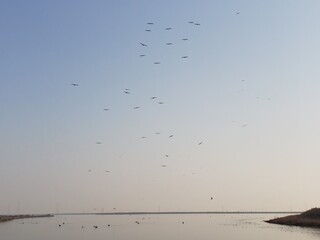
[141,136,147,139]
[150,96,157,99]
[105,170,110,173]
[194,23,201,26]
[182,38,188,41]
[166,42,173,45]
[161,165,167,167]
[158,102,164,104]
[139,54,146,57]
[96,142,102,144]
[147,22,154,25]
[236,12,240,15]
[134,106,140,109]
[165,27,172,30]
[165,155,169,157]
[169,135,173,138]
[145,29,151,32]
[155,132,161,135]
[71,83,79,86]
[181,56,189,58]
[188,21,194,24]
[211,197,213,200]
[124,91,131,94]
[103,108,109,111]
[88,170,92,172]
[198,142,203,145]
[242,124,248,128]
[139,42,147,47]
[154,62,161,64]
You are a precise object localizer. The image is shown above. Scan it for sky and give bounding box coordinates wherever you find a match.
[1,0,320,214]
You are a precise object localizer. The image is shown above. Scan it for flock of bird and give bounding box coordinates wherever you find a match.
[68,15,252,210]
[70,20,207,174]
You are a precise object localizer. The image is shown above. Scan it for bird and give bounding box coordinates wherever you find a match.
[194,23,201,26]
[145,29,151,32]
[88,170,92,172]
[242,124,248,128]
[150,96,157,99]
[139,54,146,57]
[166,42,173,45]
[155,132,161,135]
[236,12,240,15]
[124,91,131,94]
[165,27,172,30]
[147,22,154,25]
[181,56,189,58]
[94,226,98,229]
[182,38,188,41]
[188,21,194,24]
[139,42,147,47]
[71,83,79,86]
[103,108,109,111]
[141,136,147,139]
[154,62,161,64]
[133,106,140,109]
[198,142,203,145]
[105,170,110,173]
[161,165,167,167]
[158,102,164,104]
[96,142,102,144]
[169,135,173,138]
[165,155,169,157]
[211,197,213,200]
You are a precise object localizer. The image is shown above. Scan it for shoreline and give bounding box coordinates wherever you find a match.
[0,214,54,223]
[266,208,320,229]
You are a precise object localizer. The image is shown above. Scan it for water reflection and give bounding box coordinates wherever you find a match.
[1,214,320,240]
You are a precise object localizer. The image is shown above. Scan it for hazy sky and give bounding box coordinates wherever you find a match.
[1,0,320,214]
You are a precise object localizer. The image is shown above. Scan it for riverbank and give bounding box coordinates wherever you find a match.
[266,208,320,228]
[0,214,54,222]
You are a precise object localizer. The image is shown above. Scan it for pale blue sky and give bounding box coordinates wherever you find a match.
[1,0,320,214]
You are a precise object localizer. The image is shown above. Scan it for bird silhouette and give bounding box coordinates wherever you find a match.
[96,142,102,144]
[161,165,167,167]
[151,96,157,99]
[145,29,151,32]
[166,42,173,45]
[103,108,109,111]
[194,23,201,26]
[242,124,248,128]
[154,62,161,64]
[139,54,146,57]
[158,102,164,104]
[211,197,213,200]
[134,106,140,109]
[198,142,203,145]
[188,21,194,24]
[147,22,154,25]
[181,56,189,58]
[182,38,188,41]
[139,42,147,47]
[71,83,79,86]
[165,27,172,30]
[124,91,131,94]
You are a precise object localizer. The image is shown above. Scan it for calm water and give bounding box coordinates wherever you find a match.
[1,214,320,240]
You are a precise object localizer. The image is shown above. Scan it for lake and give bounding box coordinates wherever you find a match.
[1,214,320,240]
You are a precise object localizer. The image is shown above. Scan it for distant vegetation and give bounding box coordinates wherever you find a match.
[0,214,53,222]
[266,208,320,228]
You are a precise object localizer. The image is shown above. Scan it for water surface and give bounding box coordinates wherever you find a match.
[1,214,320,240]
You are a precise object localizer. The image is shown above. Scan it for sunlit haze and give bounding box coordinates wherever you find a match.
[1,0,320,214]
